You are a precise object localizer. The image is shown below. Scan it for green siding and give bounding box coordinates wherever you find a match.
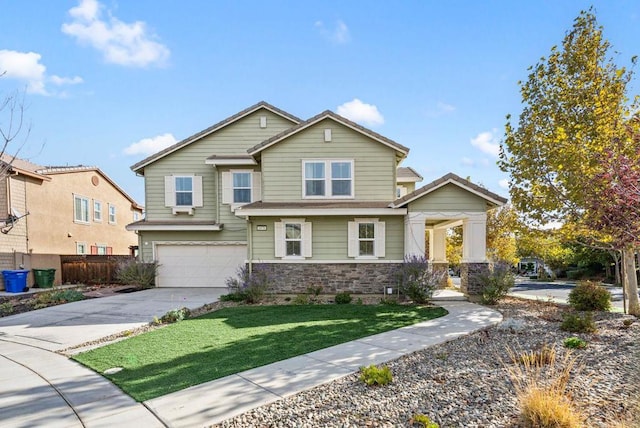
[261,119,397,202]
[143,109,295,222]
[138,230,248,262]
[408,184,488,212]
[250,216,404,261]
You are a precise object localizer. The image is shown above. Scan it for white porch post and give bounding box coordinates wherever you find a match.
[404,212,426,258]
[461,213,487,263]
[431,228,447,263]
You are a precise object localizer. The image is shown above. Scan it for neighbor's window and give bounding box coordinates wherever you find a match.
[74,195,90,223]
[358,222,375,256]
[93,201,102,222]
[285,223,302,256]
[175,176,193,206]
[133,211,140,221]
[303,160,353,198]
[233,172,252,203]
[108,204,116,224]
[76,242,87,255]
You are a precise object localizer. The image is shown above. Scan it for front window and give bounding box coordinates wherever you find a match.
[285,223,302,256]
[108,205,116,224]
[358,223,375,256]
[74,196,89,223]
[304,160,353,198]
[175,176,193,206]
[233,172,252,203]
[94,201,102,222]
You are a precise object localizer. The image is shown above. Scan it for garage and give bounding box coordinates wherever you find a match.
[155,244,247,287]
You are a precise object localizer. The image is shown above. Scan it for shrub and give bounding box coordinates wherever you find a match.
[480,262,515,305]
[411,414,440,428]
[359,364,392,386]
[116,259,158,288]
[292,294,311,305]
[560,312,596,333]
[518,343,556,366]
[0,302,14,316]
[159,307,190,324]
[335,292,352,304]
[563,337,587,349]
[225,265,275,304]
[35,289,85,308]
[567,281,611,311]
[622,318,635,328]
[219,292,247,302]
[506,345,583,428]
[395,255,444,304]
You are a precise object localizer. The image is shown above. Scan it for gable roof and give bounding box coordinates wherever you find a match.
[0,154,51,181]
[390,172,507,208]
[38,165,143,210]
[131,101,301,174]
[397,166,423,182]
[247,110,409,157]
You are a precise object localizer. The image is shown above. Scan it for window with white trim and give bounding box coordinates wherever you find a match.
[133,211,140,221]
[93,201,102,222]
[175,176,193,206]
[222,170,261,206]
[233,172,252,203]
[303,160,353,198]
[76,242,87,255]
[164,175,203,214]
[74,195,90,223]
[348,219,386,258]
[108,204,116,224]
[274,219,312,258]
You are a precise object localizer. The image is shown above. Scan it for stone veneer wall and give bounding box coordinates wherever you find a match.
[431,262,450,288]
[460,262,490,296]
[252,263,403,294]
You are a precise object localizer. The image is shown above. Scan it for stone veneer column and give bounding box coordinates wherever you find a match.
[460,262,490,297]
[431,262,450,288]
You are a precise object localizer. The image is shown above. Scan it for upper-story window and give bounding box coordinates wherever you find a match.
[303,160,353,198]
[175,176,193,206]
[93,201,102,222]
[233,172,252,203]
[74,195,89,223]
[133,211,140,222]
[108,204,117,224]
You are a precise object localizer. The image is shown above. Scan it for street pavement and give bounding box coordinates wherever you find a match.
[509,279,626,311]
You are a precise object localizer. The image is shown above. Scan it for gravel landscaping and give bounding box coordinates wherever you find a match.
[216,298,640,428]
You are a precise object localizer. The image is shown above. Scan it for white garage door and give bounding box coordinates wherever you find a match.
[156,244,247,287]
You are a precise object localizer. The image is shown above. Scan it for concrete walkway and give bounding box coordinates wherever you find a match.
[0,289,502,428]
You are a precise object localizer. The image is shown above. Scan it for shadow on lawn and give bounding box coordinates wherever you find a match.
[74,305,446,402]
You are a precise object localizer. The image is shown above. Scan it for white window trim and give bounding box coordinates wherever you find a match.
[165,175,203,215]
[274,218,312,259]
[108,204,116,224]
[222,170,261,210]
[93,200,102,222]
[74,194,90,224]
[348,218,386,259]
[302,159,354,199]
[95,243,108,255]
[76,242,87,255]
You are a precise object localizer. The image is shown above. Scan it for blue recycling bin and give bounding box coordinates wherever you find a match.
[2,269,30,293]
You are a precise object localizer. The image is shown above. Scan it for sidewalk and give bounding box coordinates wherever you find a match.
[0,291,502,428]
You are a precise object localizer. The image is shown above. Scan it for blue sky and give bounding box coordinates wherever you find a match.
[1,0,639,205]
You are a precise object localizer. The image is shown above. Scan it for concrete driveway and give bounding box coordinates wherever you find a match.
[0,287,226,352]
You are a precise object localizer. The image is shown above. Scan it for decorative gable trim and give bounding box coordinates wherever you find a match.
[390,173,508,208]
[247,110,409,157]
[131,101,300,174]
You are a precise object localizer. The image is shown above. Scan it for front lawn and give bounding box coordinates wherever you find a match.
[73,303,447,401]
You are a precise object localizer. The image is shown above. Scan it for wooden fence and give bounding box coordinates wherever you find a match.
[60,255,134,285]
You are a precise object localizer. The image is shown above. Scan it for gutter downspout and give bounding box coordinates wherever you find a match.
[247,216,253,274]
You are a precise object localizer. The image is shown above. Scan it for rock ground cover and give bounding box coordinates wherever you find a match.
[216,298,640,428]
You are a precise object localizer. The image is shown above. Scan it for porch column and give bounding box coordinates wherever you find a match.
[404,213,426,258]
[430,228,449,287]
[460,213,489,296]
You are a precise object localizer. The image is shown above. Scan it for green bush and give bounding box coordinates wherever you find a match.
[225,265,275,304]
[412,414,440,428]
[560,312,596,333]
[116,259,158,288]
[480,262,516,305]
[334,292,352,304]
[35,289,85,308]
[219,292,247,302]
[566,269,587,280]
[292,294,311,305]
[359,364,392,386]
[563,337,587,349]
[567,281,611,311]
[395,255,444,304]
[0,302,14,316]
[159,307,191,324]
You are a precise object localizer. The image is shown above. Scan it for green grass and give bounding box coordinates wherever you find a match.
[73,304,447,401]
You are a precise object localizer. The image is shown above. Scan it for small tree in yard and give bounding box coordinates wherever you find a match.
[395,255,445,304]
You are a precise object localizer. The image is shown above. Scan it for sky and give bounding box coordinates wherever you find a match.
[1,0,639,206]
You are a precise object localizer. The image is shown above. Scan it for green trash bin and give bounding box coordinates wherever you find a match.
[33,268,55,288]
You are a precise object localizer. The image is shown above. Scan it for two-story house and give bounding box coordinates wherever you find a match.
[0,155,143,287]
[128,102,506,295]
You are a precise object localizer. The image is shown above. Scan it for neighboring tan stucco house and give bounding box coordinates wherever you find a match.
[0,155,143,288]
[128,102,506,295]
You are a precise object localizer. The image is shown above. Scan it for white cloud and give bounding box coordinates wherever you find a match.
[62,0,170,68]
[498,178,509,189]
[0,49,82,95]
[336,99,384,126]
[315,19,350,44]
[123,133,177,156]
[461,157,475,167]
[470,129,500,157]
